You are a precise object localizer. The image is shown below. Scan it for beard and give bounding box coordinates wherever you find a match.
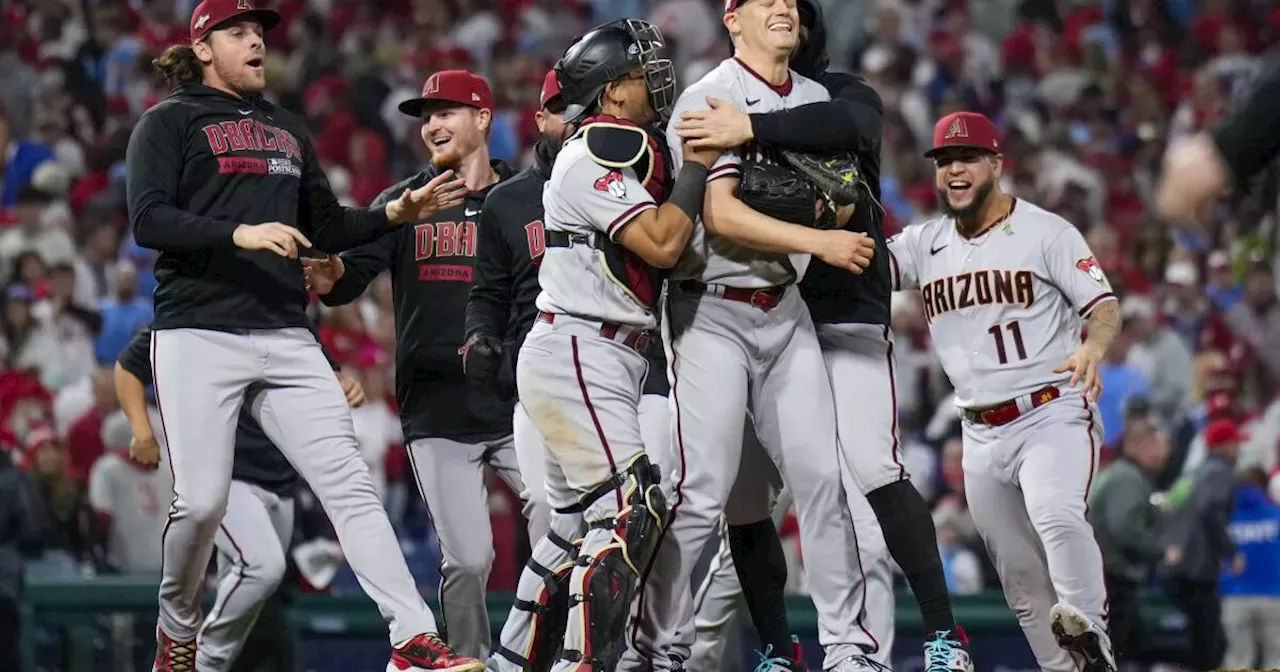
[213,60,265,96]
[937,178,994,228]
[430,145,463,171]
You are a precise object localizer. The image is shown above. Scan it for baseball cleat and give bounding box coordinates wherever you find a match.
[830,654,892,672]
[752,635,807,671]
[387,633,487,672]
[924,628,973,672]
[153,627,196,672]
[1050,602,1116,672]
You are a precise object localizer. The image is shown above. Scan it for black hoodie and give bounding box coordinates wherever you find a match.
[322,160,518,443]
[125,83,398,331]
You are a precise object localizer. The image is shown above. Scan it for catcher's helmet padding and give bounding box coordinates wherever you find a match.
[555,19,676,125]
[792,0,829,79]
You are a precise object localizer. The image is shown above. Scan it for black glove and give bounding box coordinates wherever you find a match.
[735,157,819,227]
[780,149,865,207]
[459,333,503,385]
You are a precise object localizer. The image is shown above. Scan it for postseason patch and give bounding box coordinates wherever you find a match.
[1075,256,1105,283]
[268,158,302,178]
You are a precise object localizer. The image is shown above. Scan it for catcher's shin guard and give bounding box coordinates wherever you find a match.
[560,455,669,670]
[496,531,580,672]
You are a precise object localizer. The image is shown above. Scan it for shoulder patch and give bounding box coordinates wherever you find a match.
[584,123,648,169]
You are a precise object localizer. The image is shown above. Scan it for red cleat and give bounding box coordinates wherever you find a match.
[387,633,487,672]
[152,627,196,672]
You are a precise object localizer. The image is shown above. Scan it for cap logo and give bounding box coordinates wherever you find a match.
[472,92,481,102]
[628,43,640,56]
[944,117,968,139]
[423,75,439,95]
[238,0,251,8]
[194,13,211,30]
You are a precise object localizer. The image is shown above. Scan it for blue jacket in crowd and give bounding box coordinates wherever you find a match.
[1220,483,1280,597]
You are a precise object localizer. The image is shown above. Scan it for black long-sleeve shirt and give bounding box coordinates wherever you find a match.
[126,83,398,331]
[752,71,889,325]
[322,161,518,443]
[1212,59,1280,183]
[117,324,340,495]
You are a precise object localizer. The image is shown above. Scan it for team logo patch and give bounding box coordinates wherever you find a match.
[194,13,211,30]
[1075,256,1105,283]
[945,117,969,139]
[595,170,627,199]
[238,0,251,9]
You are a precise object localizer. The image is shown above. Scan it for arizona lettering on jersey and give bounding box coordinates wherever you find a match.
[665,58,831,289]
[888,199,1116,408]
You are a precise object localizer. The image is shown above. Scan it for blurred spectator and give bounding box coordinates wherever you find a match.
[1162,260,1211,349]
[65,368,120,483]
[1165,417,1244,671]
[88,410,170,575]
[1224,264,1280,387]
[32,260,101,390]
[94,259,150,365]
[1122,294,1195,429]
[0,447,43,672]
[1,283,61,379]
[1098,322,1152,448]
[22,425,99,578]
[348,356,398,503]
[1089,411,1170,664]
[934,507,984,595]
[0,114,54,209]
[1220,467,1280,670]
[1203,249,1243,312]
[0,186,76,271]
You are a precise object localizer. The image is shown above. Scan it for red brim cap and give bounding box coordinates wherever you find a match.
[190,0,281,42]
[398,69,494,118]
[925,111,1002,158]
[540,69,562,109]
[724,0,741,12]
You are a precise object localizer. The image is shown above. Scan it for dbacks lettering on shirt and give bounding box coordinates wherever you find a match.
[525,220,545,267]
[415,220,477,283]
[202,118,303,161]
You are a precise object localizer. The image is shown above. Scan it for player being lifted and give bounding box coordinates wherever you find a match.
[889,111,1119,672]
[514,19,714,672]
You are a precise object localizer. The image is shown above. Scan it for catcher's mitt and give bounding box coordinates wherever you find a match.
[780,149,864,207]
[735,158,823,227]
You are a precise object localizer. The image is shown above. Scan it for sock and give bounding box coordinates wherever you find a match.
[728,519,794,660]
[865,479,958,635]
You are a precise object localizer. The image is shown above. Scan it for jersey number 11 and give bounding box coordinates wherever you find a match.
[988,320,1028,365]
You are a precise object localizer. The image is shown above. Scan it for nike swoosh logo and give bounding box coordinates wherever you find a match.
[930,244,947,255]
[745,98,760,106]
[464,208,481,217]
[238,109,253,115]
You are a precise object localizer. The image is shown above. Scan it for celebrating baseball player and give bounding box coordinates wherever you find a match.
[114,325,363,671]
[676,1,972,669]
[889,111,1120,672]
[303,69,549,660]
[512,18,712,671]
[464,68,677,672]
[655,0,884,669]
[127,0,481,669]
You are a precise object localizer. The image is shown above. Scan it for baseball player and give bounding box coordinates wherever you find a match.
[655,0,882,669]
[675,1,972,669]
[113,324,363,671]
[463,68,678,672]
[512,18,713,671]
[888,111,1120,672]
[127,1,481,669]
[302,70,548,660]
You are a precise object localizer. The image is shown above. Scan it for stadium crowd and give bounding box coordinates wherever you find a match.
[3,0,1280,670]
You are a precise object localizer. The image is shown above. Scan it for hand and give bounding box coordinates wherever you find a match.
[1231,553,1246,576]
[1052,343,1105,401]
[814,230,875,274]
[302,255,345,295]
[232,222,313,259]
[458,333,503,384]
[384,170,470,224]
[675,96,753,151]
[1154,133,1230,228]
[337,371,366,408]
[1165,546,1182,567]
[129,433,160,471]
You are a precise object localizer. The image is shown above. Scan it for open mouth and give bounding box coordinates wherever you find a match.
[431,135,454,150]
[246,57,264,70]
[768,20,794,34]
[947,180,972,199]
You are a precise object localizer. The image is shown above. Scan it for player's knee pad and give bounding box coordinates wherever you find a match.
[559,455,669,669]
[496,532,580,672]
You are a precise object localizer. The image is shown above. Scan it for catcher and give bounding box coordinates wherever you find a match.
[675,0,974,670]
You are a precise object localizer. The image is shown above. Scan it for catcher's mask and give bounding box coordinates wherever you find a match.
[555,19,676,125]
[791,0,829,79]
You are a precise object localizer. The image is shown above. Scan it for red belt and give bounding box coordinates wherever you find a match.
[537,312,652,352]
[962,386,1061,427]
[679,280,786,311]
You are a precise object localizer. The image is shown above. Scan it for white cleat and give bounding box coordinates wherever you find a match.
[1050,602,1117,672]
[830,654,892,672]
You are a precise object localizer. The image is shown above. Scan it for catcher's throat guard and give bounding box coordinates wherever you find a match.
[558,455,669,669]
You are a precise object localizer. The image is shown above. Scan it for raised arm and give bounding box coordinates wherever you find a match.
[127,110,241,251]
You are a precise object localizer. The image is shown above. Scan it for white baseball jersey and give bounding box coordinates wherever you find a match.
[536,124,662,329]
[88,412,174,575]
[888,198,1116,409]
[665,58,830,288]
